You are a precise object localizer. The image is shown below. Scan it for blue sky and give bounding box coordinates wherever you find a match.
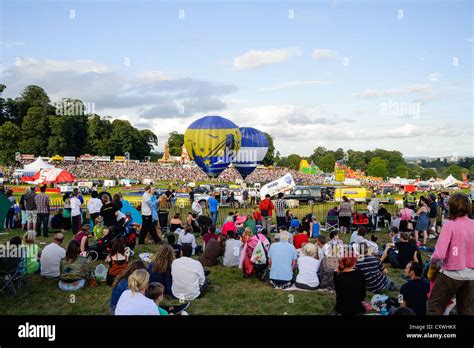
[1,0,472,158]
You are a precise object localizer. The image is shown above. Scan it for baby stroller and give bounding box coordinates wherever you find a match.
[352,210,370,232]
[158,210,169,234]
[87,216,137,261]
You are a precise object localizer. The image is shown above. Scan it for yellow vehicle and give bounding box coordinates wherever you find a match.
[334,187,368,203]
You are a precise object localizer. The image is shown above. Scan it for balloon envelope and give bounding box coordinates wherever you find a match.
[233,127,269,179]
[184,115,241,177]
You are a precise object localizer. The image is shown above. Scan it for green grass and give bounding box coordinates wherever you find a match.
[0,227,436,315]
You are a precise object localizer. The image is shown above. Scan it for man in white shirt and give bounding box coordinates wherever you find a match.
[87,191,103,227]
[191,201,203,216]
[171,244,208,300]
[368,194,380,230]
[222,231,243,267]
[70,192,82,234]
[40,233,66,277]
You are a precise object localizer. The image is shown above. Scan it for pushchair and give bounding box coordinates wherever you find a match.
[158,210,169,234]
[352,210,370,232]
[87,217,137,261]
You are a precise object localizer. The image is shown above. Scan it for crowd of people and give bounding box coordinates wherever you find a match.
[1,179,472,316]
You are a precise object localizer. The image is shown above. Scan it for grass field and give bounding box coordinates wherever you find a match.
[0,227,436,315]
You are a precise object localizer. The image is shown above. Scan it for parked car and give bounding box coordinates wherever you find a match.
[282,186,323,205]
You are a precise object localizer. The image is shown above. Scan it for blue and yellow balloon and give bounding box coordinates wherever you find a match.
[232,127,269,179]
[184,116,241,177]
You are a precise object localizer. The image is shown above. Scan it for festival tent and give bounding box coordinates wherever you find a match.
[23,156,54,176]
[440,175,462,188]
[21,167,75,185]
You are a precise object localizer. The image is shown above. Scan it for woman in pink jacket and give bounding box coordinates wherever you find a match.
[427,193,474,315]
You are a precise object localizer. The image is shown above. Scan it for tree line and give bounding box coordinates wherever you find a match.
[0,85,158,165]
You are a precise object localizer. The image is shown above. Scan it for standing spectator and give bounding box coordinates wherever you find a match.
[274,192,287,228]
[427,194,474,315]
[242,188,249,209]
[62,192,72,231]
[208,193,220,226]
[399,261,430,315]
[399,202,414,232]
[171,244,208,300]
[337,196,353,234]
[139,185,160,245]
[223,231,242,267]
[70,191,82,234]
[5,189,16,230]
[24,187,37,231]
[249,189,256,205]
[428,193,438,236]
[87,191,103,228]
[100,194,117,228]
[259,194,274,232]
[333,257,366,315]
[34,185,51,237]
[367,194,379,231]
[191,200,203,216]
[40,233,66,278]
[268,230,297,289]
[19,188,29,231]
[414,196,430,245]
[189,187,195,206]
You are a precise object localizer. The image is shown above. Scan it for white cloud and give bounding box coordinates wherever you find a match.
[386,123,418,138]
[427,73,441,82]
[357,84,433,98]
[233,47,302,70]
[258,80,332,92]
[0,41,25,48]
[312,49,338,60]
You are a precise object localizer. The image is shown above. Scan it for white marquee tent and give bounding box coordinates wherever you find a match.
[23,156,54,176]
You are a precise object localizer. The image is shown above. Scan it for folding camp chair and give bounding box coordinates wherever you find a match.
[0,257,25,297]
[325,216,339,232]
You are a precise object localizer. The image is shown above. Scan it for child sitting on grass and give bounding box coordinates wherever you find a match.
[93,217,106,240]
[146,282,189,315]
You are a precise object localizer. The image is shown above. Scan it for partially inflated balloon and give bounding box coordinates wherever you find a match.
[232,127,269,179]
[184,116,241,177]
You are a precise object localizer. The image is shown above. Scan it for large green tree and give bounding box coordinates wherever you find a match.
[262,132,275,166]
[445,164,464,180]
[287,154,302,170]
[86,115,114,155]
[0,122,22,164]
[19,107,50,155]
[168,131,184,156]
[319,153,336,172]
[367,157,389,178]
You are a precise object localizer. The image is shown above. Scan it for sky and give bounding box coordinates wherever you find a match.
[0,0,473,158]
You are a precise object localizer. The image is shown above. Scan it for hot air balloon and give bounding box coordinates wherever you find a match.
[232,127,269,179]
[184,116,241,177]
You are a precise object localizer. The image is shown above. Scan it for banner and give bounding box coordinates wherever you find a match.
[335,169,345,182]
[63,156,76,162]
[96,156,111,162]
[114,156,126,162]
[260,173,296,200]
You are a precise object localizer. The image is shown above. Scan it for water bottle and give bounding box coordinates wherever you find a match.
[380,304,388,316]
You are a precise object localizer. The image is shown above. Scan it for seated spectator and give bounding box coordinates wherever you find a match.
[202,225,219,248]
[171,244,209,300]
[223,231,243,267]
[186,212,200,234]
[293,227,309,250]
[223,212,235,224]
[355,242,394,293]
[110,261,147,315]
[243,214,256,234]
[400,261,430,315]
[105,239,129,286]
[40,233,66,278]
[148,244,174,296]
[22,230,40,275]
[309,216,320,238]
[199,234,226,267]
[391,213,401,230]
[178,224,201,255]
[146,282,190,316]
[316,235,330,260]
[366,235,380,256]
[380,232,418,269]
[326,231,344,256]
[59,240,93,291]
[259,228,272,246]
[268,230,297,289]
[166,234,181,259]
[221,219,237,237]
[350,227,367,245]
[252,207,262,224]
[333,257,366,315]
[378,203,391,226]
[289,216,300,233]
[392,307,416,316]
[115,269,158,315]
[73,226,90,254]
[278,225,293,244]
[169,213,183,233]
[295,243,320,290]
[388,226,400,243]
[93,216,106,240]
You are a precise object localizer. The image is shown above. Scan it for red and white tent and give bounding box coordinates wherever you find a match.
[22,168,75,184]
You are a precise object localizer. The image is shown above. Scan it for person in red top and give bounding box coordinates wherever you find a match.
[202,225,219,246]
[221,220,237,236]
[259,194,274,232]
[293,227,309,249]
[252,207,262,224]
